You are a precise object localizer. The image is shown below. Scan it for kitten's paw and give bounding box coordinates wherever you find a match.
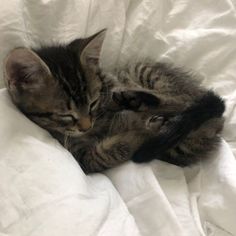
[112,90,142,110]
[132,147,153,163]
[112,90,160,111]
[146,115,165,131]
[77,146,101,174]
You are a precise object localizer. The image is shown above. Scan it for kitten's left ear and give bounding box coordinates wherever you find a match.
[4,48,52,91]
[70,29,106,68]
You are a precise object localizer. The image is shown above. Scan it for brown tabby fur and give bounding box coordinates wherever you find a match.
[4,30,225,173]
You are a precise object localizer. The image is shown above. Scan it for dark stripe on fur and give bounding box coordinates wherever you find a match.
[34,45,88,106]
[146,69,153,89]
[139,66,147,86]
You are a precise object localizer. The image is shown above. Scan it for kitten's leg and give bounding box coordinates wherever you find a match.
[143,117,225,167]
[110,90,185,115]
[132,91,225,163]
[77,115,167,173]
[77,131,149,173]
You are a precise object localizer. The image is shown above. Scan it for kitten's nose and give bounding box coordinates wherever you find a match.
[78,116,92,132]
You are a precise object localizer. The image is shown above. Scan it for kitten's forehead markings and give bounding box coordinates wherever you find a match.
[69,99,82,119]
[57,68,76,98]
[76,70,86,92]
[56,73,82,106]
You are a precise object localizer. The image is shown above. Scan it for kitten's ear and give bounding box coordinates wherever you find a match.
[70,29,106,68]
[4,48,52,90]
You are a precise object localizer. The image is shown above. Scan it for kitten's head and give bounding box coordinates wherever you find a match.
[4,30,108,136]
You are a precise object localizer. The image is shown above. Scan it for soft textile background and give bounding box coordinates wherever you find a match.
[0,0,236,236]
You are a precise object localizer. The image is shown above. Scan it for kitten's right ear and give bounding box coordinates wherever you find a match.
[69,29,106,69]
[4,48,52,91]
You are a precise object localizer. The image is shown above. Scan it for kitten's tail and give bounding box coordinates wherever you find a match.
[132,91,225,166]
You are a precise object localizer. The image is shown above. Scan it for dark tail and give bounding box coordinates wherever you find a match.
[132,91,225,164]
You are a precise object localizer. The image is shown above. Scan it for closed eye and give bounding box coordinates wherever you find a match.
[59,114,77,123]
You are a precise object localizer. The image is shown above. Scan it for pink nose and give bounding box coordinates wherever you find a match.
[78,117,92,132]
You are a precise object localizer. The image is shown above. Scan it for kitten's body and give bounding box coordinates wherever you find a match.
[66,62,224,172]
[4,31,225,173]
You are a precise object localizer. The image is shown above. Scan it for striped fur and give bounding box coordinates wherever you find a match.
[4,31,225,173]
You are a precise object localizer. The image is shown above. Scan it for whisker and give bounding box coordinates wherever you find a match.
[64,134,70,150]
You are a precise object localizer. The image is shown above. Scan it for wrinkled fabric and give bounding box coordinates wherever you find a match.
[0,0,236,236]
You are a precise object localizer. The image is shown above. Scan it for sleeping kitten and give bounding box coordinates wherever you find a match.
[4,30,225,173]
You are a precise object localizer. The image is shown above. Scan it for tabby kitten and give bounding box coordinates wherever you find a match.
[4,30,225,173]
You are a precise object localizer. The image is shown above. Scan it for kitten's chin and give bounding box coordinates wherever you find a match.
[48,128,82,137]
[65,130,84,137]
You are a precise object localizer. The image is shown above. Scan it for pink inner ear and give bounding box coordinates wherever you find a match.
[5,48,50,89]
[80,30,106,67]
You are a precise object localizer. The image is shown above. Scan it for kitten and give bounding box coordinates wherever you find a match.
[4,30,225,173]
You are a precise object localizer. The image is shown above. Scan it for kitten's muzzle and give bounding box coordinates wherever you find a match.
[78,116,92,132]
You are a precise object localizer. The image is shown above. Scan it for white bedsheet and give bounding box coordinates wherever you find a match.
[0,0,236,235]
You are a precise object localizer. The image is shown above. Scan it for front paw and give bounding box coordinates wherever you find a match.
[146,115,165,131]
[112,90,160,111]
[76,145,109,174]
[75,147,94,174]
[112,90,142,110]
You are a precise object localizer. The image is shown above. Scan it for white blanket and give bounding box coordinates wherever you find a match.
[0,0,236,235]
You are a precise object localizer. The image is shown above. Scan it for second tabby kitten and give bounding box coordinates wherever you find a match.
[4,30,225,173]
